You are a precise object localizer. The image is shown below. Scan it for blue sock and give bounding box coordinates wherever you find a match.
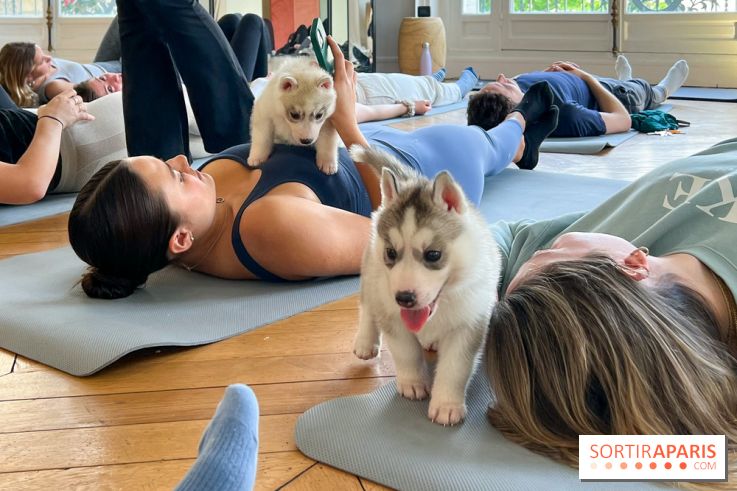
[175,385,259,491]
[432,68,446,81]
[455,67,479,98]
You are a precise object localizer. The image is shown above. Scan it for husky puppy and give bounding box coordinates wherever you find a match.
[351,145,501,426]
[247,56,338,174]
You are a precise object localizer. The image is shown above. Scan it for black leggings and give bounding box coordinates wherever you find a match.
[117,0,255,160]
[217,13,272,82]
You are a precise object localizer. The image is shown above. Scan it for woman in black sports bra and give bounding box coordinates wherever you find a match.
[68,0,551,299]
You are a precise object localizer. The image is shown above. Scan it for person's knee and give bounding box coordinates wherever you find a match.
[239,13,265,32]
[217,13,242,40]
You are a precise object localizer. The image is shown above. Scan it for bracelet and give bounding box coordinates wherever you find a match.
[38,115,64,129]
[396,99,415,118]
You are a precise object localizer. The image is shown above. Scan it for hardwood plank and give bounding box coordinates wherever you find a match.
[0,459,194,490]
[361,477,396,490]
[0,213,68,233]
[282,463,363,490]
[312,295,359,311]
[0,351,394,401]
[0,414,297,473]
[0,348,14,376]
[0,242,67,255]
[0,451,313,491]
[0,378,390,433]
[255,452,315,491]
[0,231,68,244]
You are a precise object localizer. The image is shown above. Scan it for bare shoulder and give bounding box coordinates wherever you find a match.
[239,194,371,280]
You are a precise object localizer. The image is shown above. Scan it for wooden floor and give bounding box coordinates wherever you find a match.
[0,99,735,490]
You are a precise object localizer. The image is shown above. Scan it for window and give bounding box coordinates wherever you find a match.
[627,0,737,12]
[59,0,116,17]
[463,0,492,14]
[1,0,43,16]
[512,0,609,12]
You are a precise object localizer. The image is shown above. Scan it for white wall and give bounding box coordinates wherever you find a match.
[374,0,414,72]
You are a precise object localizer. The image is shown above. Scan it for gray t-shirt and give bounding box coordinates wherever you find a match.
[493,138,737,303]
[36,58,122,103]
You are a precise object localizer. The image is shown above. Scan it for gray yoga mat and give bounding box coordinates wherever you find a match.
[670,86,737,102]
[540,103,673,155]
[0,169,627,376]
[296,371,659,491]
[0,193,77,227]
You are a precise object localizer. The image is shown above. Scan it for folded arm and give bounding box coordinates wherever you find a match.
[0,90,94,204]
[546,62,631,134]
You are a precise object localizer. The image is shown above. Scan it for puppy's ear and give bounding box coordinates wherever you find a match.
[380,167,399,206]
[280,76,299,92]
[432,171,466,214]
[317,75,333,90]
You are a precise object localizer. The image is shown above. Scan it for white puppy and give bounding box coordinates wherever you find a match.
[351,145,501,426]
[247,56,339,174]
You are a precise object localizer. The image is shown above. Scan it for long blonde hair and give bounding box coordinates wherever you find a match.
[487,255,737,489]
[0,42,39,107]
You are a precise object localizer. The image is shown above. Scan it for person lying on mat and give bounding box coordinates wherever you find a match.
[468,56,689,138]
[485,136,737,480]
[0,85,99,204]
[67,0,558,299]
[0,37,121,107]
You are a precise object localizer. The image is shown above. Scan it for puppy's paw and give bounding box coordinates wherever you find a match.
[316,158,338,175]
[353,340,380,360]
[247,153,268,167]
[396,378,430,400]
[428,399,466,426]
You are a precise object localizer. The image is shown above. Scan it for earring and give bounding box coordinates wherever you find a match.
[637,246,649,256]
[190,232,195,242]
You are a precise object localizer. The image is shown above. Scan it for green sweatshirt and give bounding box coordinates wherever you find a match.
[493,138,737,301]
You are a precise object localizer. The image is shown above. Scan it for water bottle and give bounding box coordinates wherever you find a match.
[419,42,432,76]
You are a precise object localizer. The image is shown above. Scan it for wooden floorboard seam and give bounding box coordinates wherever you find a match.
[277,461,319,490]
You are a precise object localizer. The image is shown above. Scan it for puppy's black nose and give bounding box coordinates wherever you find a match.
[395,291,416,308]
[300,138,313,145]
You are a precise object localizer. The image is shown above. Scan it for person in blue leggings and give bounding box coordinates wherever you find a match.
[68,0,558,297]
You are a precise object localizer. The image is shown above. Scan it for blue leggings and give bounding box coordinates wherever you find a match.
[361,119,523,205]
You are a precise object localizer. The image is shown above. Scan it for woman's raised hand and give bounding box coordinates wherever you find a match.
[38,89,95,128]
[327,35,358,131]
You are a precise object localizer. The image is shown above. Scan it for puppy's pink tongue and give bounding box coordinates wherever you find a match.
[400,307,431,333]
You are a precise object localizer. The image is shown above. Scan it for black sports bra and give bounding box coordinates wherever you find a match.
[200,143,372,281]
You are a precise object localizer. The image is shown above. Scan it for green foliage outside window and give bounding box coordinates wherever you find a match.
[513,0,609,12]
[60,0,116,16]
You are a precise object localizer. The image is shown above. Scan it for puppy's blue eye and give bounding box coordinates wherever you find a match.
[424,250,441,262]
[385,248,397,261]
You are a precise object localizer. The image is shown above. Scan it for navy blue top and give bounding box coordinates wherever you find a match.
[516,72,607,138]
[200,143,372,281]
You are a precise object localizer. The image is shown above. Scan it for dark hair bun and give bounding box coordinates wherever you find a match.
[80,268,143,299]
